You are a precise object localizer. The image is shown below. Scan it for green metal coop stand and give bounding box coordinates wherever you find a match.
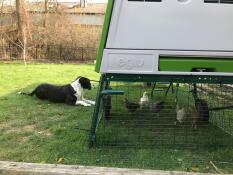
[89,74,233,146]
[89,0,233,147]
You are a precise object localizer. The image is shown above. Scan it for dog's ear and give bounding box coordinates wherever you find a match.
[78,77,91,90]
[75,76,81,80]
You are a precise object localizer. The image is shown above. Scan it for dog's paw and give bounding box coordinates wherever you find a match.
[84,103,91,107]
[90,101,96,105]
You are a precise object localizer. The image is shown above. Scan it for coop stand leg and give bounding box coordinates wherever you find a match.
[88,75,105,147]
[164,82,174,97]
[151,83,156,97]
[192,83,198,101]
[151,82,174,97]
[175,83,179,104]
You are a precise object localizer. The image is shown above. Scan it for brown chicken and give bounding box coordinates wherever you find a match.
[124,98,140,113]
[190,106,198,129]
[150,100,165,114]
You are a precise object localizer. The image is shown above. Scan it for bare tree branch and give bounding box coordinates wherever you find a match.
[2,32,23,49]
[0,0,4,14]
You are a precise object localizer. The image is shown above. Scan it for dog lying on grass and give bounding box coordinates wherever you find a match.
[19,76,95,106]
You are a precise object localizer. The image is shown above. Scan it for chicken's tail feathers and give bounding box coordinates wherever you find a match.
[142,91,148,97]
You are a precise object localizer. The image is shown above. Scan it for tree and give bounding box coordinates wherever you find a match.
[44,0,48,27]
[0,0,4,14]
[80,0,87,8]
[15,0,31,65]
[15,0,23,34]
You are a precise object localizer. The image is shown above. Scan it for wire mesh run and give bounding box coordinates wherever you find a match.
[90,77,233,170]
[96,82,233,148]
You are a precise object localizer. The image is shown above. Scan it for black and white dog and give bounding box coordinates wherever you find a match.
[19,76,95,106]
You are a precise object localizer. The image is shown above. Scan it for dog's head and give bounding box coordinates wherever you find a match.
[77,76,92,90]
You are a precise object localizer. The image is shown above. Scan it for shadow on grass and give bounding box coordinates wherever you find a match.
[0,84,233,173]
[94,108,233,173]
[93,84,233,173]
[0,84,96,164]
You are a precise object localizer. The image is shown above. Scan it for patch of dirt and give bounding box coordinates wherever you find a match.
[19,136,30,143]
[0,123,10,131]
[23,124,36,131]
[50,115,65,121]
[37,129,52,137]
[6,124,36,134]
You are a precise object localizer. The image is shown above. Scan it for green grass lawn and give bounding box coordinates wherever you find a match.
[0,62,233,173]
[0,62,99,164]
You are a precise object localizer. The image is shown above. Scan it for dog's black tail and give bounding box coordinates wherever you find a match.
[18,89,36,96]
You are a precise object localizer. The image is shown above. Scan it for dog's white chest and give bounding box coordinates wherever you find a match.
[71,80,83,100]
[74,89,83,100]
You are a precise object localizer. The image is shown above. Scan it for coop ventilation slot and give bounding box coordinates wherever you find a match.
[204,0,233,4]
[128,0,162,2]
[159,56,233,73]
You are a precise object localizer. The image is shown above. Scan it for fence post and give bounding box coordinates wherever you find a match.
[35,45,38,60]
[46,45,50,60]
[60,45,62,60]
[9,43,11,60]
[81,47,84,61]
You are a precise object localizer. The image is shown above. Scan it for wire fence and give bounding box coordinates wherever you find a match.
[0,44,98,61]
[94,82,233,149]
[84,76,233,172]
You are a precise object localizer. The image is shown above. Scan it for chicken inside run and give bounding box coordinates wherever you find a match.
[95,81,233,152]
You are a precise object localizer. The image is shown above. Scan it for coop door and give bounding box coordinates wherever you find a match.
[159,56,233,73]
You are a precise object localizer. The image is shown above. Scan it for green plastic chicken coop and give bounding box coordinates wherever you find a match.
[88,0,233,164]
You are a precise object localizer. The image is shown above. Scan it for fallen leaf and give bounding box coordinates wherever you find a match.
[191,167,200,172]
[57,157,64,164]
